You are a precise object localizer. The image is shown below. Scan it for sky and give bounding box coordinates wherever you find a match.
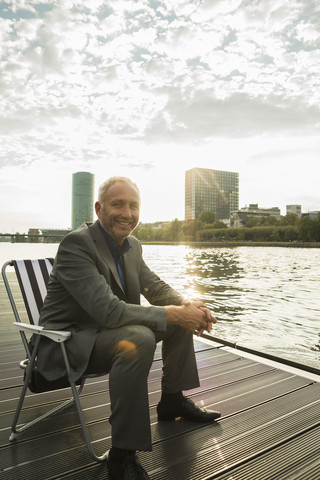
[0,0,320,233]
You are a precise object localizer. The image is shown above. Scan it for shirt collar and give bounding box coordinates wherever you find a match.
[97,220,131,255]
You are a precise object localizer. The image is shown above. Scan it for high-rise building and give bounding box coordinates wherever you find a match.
[286,205,302,217]
[185,167,239,220]
[71,172,94,230]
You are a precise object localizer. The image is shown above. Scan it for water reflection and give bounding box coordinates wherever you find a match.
[142,245,320,369]
[185,248,246,320]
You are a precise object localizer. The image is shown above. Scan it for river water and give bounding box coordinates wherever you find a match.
[1,242,319,369]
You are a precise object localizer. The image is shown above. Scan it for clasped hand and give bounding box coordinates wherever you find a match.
[181,299,217,336]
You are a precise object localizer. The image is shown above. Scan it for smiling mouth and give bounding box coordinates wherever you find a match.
[116,221,131,226]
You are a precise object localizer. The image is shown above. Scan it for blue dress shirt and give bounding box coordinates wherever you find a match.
[97,221,131,292]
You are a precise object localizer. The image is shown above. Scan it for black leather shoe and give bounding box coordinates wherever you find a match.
[157,396,221,422]
[107,451,150,479]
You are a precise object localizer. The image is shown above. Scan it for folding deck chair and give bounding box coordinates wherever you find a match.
[1,258,108,462]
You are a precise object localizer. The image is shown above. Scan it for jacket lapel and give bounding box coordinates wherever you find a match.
[88,222,124,294]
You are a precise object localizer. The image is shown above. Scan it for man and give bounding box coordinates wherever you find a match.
[37,176,220,480]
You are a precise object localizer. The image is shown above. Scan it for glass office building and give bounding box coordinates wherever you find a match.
[71,172,94,230]
[185,167,239,220]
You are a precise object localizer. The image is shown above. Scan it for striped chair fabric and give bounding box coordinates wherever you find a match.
[13,258,53,325]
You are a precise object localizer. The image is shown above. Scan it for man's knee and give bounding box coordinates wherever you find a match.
[114,325,156,362]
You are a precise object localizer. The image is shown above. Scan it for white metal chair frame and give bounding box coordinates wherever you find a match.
[2,259,108,462]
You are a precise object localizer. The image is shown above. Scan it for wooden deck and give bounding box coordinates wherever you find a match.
[1,273,320,479]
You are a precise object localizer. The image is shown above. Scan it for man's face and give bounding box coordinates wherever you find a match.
[95,181,140,244]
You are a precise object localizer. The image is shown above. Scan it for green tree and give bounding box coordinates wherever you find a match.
[163,219,185,241]
[245,216,259,227]
[279,213,299,226]
[198,210,216,224]
[212,220,226,229]
[135,225,154,241]
[183,220,196,241]
[259,216,279,226]
[297,215,320,242]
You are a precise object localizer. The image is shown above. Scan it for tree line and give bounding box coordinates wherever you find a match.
[134,211,320,243]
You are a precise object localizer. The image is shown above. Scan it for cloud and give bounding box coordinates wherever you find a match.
[120,162,155,171]
[1,0,319,148]
[144,90,320,141]
[247,140,320,165]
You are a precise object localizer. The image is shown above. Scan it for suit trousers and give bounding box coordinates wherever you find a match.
[85,323,200,451]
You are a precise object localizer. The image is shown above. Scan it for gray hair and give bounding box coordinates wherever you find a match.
[97,177,141,205]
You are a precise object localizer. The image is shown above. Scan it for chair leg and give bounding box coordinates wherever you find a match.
[11,338,108,462]
[10,336,40,438]
[11,378,108,462]
[10,376,85,439]
[59,343,108,462]
[10,375,31,439]
[10,335,86,440]
[69,380,108,462]
[10,394,77,438]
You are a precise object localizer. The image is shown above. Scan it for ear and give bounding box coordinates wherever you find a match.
[95,201,101,217]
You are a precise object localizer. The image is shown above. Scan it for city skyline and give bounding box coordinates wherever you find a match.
[1,1,319,232]
[1,162,319,234]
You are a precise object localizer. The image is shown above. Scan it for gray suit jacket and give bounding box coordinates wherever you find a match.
[37,221,183,381]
